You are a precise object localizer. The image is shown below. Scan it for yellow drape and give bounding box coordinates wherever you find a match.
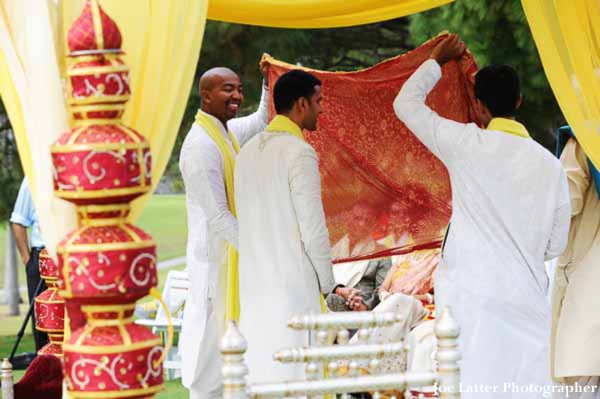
[207,0,453,28]
[0,0,76,257]
[521,0,600,169]
[0,49,29,188]
[194,111,241,322]
[61,0,208,222]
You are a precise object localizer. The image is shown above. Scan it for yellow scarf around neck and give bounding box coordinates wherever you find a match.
[487,117,530,139]
[265,114,329,315]
[195,110,241,322]
[265,114,306,141]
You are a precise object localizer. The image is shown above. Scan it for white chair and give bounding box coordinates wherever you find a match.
[221,307,461,398]
[136,269,189,380]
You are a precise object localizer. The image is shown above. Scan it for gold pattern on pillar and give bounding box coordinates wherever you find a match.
[51,1,164,397]
[35,250,65,358]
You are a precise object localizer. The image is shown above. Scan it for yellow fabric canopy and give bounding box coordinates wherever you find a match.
[521,0,600,169]
[207,0,453,28]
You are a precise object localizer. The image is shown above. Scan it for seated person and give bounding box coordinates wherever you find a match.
[329,201,392,311]
[379,247,440,301]
[327,256,391,312]
[331,201,379,259]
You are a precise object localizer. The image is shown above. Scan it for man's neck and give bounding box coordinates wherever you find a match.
[280,112,304,130]
[201,106,228,129]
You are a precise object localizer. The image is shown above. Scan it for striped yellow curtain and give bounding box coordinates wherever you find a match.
[522,0,600,168]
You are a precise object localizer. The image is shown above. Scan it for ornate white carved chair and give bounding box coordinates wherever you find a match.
[221,307,461,399]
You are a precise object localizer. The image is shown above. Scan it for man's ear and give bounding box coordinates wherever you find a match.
[298,96,308,112]
[515,95,523,110]
[293,97,307,114]
[201,89,211,104]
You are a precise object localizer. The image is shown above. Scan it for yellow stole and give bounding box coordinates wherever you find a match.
[487,117,531,139]
[265,115,328,314]
[195,110,241,322]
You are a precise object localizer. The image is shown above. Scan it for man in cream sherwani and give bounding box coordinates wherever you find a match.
[552,133,600,398]
[394,35,571,398]
[235,70,336,383]
[179,62,269,399]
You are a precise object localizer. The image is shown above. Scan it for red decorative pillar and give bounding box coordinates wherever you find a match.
[35,249,65,358]
[51,1,165,397]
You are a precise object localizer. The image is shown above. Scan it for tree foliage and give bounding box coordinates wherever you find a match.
[0,99,23,220]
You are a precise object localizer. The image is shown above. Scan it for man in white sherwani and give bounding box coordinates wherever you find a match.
[179,63,269,399]
[235,70,337,383]
[394,35,571,398]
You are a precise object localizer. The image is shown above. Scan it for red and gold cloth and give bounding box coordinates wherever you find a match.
[265,35,480,263]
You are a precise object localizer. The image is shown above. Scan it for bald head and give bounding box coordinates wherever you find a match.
[200,67,239,91]
[199,67,244,125]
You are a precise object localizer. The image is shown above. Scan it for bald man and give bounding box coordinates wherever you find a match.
[179,60,269,399]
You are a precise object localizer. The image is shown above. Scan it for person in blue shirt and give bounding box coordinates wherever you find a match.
[10,178,48,352]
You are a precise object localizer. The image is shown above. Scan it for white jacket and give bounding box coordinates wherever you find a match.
[394,60,570,398]
[235,130,336,383]
[178,87,269,388]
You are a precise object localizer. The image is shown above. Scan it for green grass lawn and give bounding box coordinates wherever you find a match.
[138,195,187,262]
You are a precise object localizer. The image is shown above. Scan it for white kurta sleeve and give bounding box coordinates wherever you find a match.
[229,85,269,146]
[289,146,336,294]
[181,136,239,250]
[560,137,590,217]
[544,168,571,260]
[393,59,478,165]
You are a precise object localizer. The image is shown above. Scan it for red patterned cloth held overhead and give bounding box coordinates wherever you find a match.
[265,35,480,263]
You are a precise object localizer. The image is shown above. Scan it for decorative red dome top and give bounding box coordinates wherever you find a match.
[67,0,122,54]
